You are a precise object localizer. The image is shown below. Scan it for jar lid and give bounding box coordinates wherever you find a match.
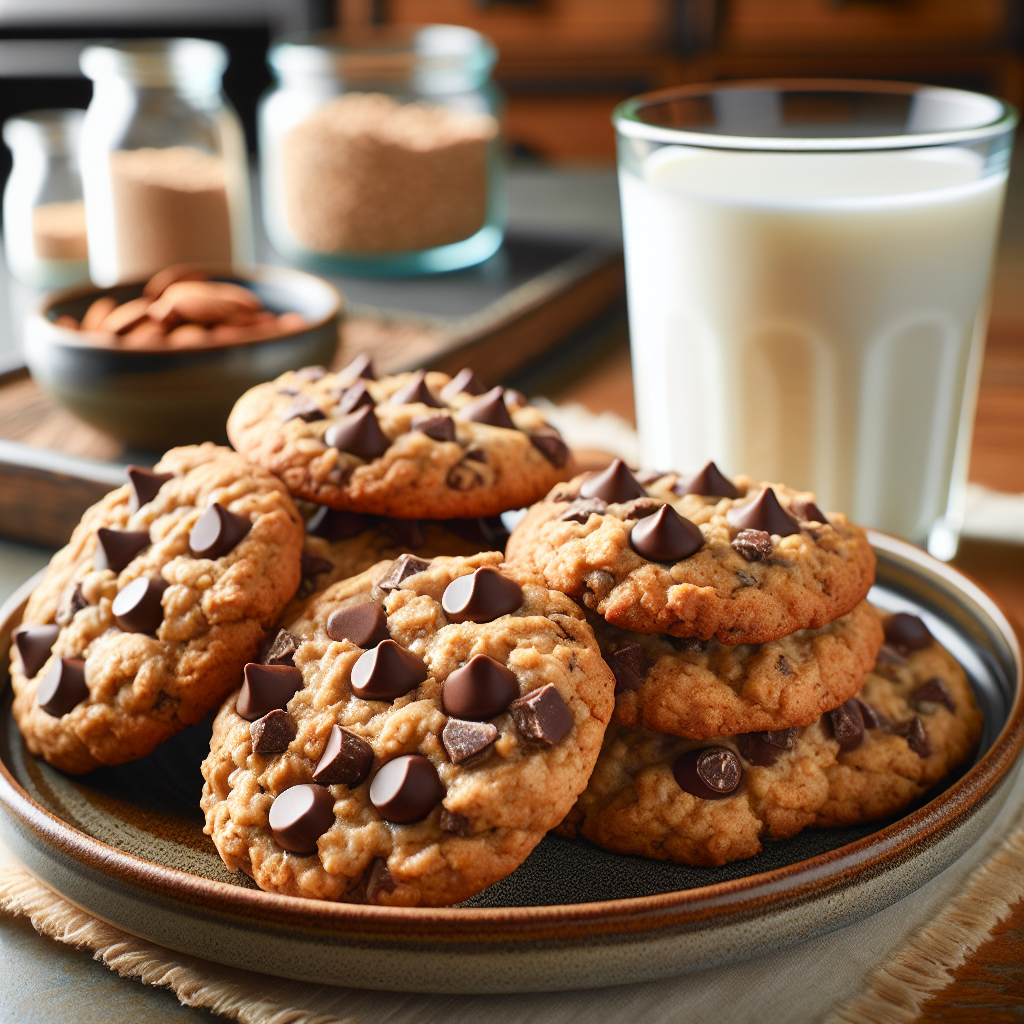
[80,38,227,89]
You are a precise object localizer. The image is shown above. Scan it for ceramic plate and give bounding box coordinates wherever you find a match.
[0,532,1020,993]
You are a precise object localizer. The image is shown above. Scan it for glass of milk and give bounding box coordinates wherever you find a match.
[615,81,1016,558]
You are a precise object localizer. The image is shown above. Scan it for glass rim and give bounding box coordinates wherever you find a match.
[613,79,1019,152]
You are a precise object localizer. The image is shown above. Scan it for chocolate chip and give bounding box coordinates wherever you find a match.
[93,529,151,573]
[727,488,800,537]
[509,684,573,746]
[365,858,396,902]
[578,458,646,504]
[236,663,304,721]
[442,655,519,720]
[892,716,930,757]
[447,459,485,491]
[439,808,469,833]
[281,398,326,423]
[377,553,432,591]
[295,365,327,382]
[411,412,456,442]
[791,498,828,525]
[883,613,933,653]
[559,497,608,524]
[735,728,797,767]
[313,724,374,787]
[776,654,791,676]
[910,677,956,713]
[442,718,498,764]
[339,353,375,382]
[126,465,174,512]
[441,516,510,548]
[111,576,168,634]
[827,699,865,751]
[442,567,523,623]
[14,624,60,678]
[855,698,889,729]
[624,497,663,519]
[336,379,375,415]
[56,582,87,626]
[390,369,442,408]
[876,644,909,671]
[732,529,772,562]
[606,643,646,694]
[369,754,444,823]
[250,709,296,754]
[530,428,570,467]
[301,553,333,579]
[268,784,335,854]
[307,506,371,541]
[666,635,709,653]
[327,603,390,648]
[325,405,390,460]
[460,386,516,430]
[629,504,704,562]
[36,658,88,717]
[673,461,742,499]
[440,367,485,402]
[350,639,427,701]
[261,629,300,667]
[189,503,252,559]
[673,747,742,798]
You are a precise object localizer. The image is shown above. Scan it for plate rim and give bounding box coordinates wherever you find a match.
[1,531,1021,941]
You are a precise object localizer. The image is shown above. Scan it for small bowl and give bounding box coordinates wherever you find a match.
[24,264,342,450]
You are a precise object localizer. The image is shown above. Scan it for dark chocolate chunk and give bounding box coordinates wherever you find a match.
[369,754,445,823]
[559,497,608,524]
[441,567,523,623]
[262,629,300,667]
[578,458,646,504]
[327,603,390,648]
[250,709,296,754]
[126,465,173,512]
[883,613,933,653]
[350,639,427,701]
[389,369,442,408]
[236,663,304,721]
[439,808,469,834]
[530,428,570,468]
[383,519,425,549]
[790,498,828,525]
[673,747,743,799]
[281,398,326,423]
[442,718,498,764]
[875,644,909,671]
[629,504,704,562]
[411,412,456,442]
[735,728,797,767]
[377,553,432,591]
[14,624,60,678]
[36,658,88,717]
[313,724,374,787]
[892,716,930,757]
[339,353,375,382]
[673,461,742,499]
[336,379,375,415]
[776,654,791,676]
[442,655,519,720]
[727,488,800,537]
[509,684,573,746]
[460,386,516,430]
[365,858,396,902]
[910,677,956,713]
[441,516,509,548]
[855,698,889,730]
[56,582,87,626]
[295,365,327,381]
[440,367,486,402]
[268,784,335,854]
[94,529,150,573]
[111,576,168,634]
[300,553,333,579]
[623,497,663,519]
[606,643,647,694]
[189,503,252,559]
[307,506,371,541]
[325,406,390,460]
[827,699,865,751]
[731,529,772,562]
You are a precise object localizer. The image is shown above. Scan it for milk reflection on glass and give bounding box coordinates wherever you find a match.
[616,84,1016,555]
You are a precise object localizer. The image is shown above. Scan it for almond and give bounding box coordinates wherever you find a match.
[120,318,167,348]
[148,280,262,326]
[143,265,210,299]
[165,323,210,348]
[80,296,118,331]
[100,297,152,335]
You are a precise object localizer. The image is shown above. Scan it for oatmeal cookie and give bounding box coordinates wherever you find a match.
[200,552,615,907]
[506,459,875,643]
[226,361,571,519]
[597,599,883,739]
[9,445,305,774]
[559,615,981,866]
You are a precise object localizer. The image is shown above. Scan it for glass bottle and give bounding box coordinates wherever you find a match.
[260,24,505,275]
[79,38,253,287]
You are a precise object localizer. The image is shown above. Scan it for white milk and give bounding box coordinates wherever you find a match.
[620,146,1007,544]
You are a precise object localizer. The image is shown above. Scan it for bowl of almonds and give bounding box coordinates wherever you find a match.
[25,263,341,449]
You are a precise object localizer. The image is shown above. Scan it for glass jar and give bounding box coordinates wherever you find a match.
[260,25,505,275]
[79,39,253,287]
[3,109,90,289]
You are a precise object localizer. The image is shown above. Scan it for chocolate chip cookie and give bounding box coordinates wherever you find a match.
[226,360,572,520]
[597,598,884,739]
[10,444,305,774]
[506,459,876,644]
[558,615,981,866]
[200,552,615,906]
